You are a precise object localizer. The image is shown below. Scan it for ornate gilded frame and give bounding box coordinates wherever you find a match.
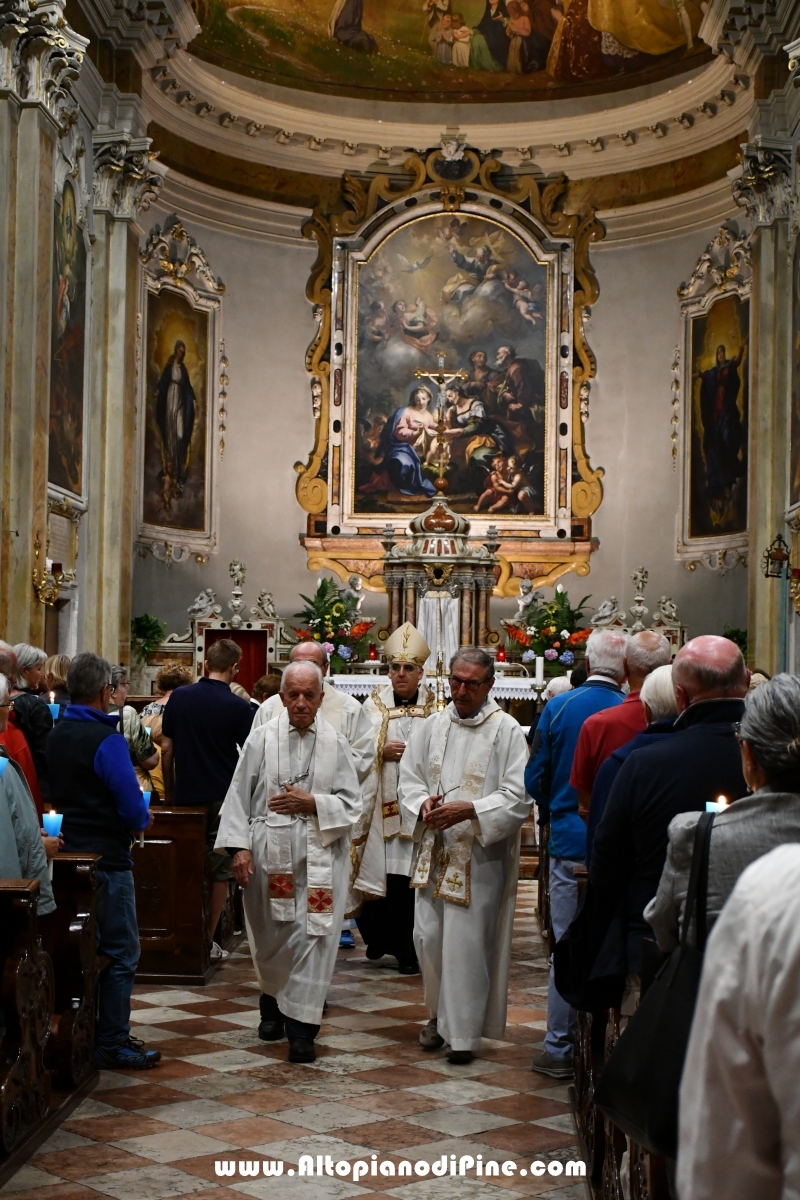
[135,215,224,564]
[296,149,605,597]
[676,224,751,575]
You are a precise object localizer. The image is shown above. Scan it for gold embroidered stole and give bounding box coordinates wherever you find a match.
[373,685,435,839]
[410,706,503,907]
[262,710,338,936]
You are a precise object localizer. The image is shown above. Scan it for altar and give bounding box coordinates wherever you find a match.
[331,673,542,702]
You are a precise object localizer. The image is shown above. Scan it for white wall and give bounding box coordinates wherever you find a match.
[132,208,748,644]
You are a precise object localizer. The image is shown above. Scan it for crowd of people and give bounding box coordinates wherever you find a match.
[1,623,798,1196]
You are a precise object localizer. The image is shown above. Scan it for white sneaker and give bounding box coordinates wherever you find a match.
[210,942,229,961]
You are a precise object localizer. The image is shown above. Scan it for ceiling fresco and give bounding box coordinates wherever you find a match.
[189,0,712,103]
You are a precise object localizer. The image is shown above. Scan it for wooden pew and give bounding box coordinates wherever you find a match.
[41,854,100,1089]
[132,807,239,985]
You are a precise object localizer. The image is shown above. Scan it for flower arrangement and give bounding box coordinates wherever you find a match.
[503,585,591,670]
[293,578,375,674]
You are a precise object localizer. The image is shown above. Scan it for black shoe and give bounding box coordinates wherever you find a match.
[397,960,420,975]
[125,1035,162,1063]
[447,1049,474,1064]
[365,945,385,961]
[258,1018,285,1042]
[288,1037,316,1063]
[93,1043,161,1070]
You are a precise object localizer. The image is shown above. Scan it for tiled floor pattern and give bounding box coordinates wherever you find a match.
[4,882,583,1200]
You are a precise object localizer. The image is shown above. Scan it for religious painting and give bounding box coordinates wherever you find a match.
[137,216,224,560]
[675,225,750,572]
[189,0,708,102]
[790,242,800,511]
[48,180,87,496]
[143,289,209,532]
[350,213,549,518]
[687,294,748,539]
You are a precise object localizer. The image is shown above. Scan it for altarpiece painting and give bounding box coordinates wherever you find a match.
[790,240,800,512]
[48,179,88,497]
[297,147,605,598]
[676,226,750,573]
[136,216,224,563]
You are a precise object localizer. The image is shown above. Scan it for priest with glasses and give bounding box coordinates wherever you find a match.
[399,647,530,1063]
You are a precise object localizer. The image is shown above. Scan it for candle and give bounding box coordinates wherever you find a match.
[535,656,544,685]
[705,795,729,814]
[138,790,151,848]
[497,647,506,662]
[42,811,63,837]
[368,643,378,661]
[48,692,59,721]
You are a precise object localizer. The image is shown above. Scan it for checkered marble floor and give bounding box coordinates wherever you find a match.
[4,882,582,1200]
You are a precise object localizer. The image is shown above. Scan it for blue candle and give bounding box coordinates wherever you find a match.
[43,811,63,837]
[48,703,59,721]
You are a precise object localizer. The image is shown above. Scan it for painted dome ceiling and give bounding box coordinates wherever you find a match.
[188,0,712,103]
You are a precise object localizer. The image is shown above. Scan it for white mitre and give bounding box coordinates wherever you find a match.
[384,622,430,667]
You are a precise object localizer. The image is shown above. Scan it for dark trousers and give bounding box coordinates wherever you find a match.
[96,868,141,1051]
[355,873,417,966]
[260,993,319,1041]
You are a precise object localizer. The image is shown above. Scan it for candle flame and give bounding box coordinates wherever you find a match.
[717,795,729,807]
[49,691,55,704]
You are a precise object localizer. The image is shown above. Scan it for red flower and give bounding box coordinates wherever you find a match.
[350,621,373,639]
[567,628,591,645]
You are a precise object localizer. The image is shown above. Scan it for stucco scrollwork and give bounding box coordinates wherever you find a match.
[93,132,166,220]
[0,0,87,129]
[733,140,793,227]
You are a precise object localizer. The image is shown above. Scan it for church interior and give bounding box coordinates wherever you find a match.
[2,0,800,1195]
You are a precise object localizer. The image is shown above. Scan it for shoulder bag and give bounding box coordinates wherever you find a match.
[593,811,715,1159]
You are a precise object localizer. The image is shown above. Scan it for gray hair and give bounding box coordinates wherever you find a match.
[739,673,800,791]
[626,630,672,676]
[111,665,129,691]
[543,676,571,702]
[585,629,628,683]
[289,642,329,669]
[0,641,16,679]
[67,652,112,705]
[0,673,8,704]
[281,661,324,693]
[639,664,677,722]
[13,643,46,689]
[450,647,495,681]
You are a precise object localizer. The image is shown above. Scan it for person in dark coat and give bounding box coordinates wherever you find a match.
[476,0,510,68]
[589,635,748,977]
[328,0,376,50]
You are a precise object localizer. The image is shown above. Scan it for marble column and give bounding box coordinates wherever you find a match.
[460,583,474,646]
[0,0,86,643]
[734,140,793,673]
[82,133,164,663]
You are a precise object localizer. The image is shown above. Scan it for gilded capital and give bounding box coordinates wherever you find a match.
[733,140,793,227]
[0,0,87,127]
[92,132,166,220]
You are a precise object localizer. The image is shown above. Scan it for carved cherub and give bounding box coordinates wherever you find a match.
[341,573,365,613]
[229,560,246,589]
[514,578,543,620]
[310,376,322,421]
[654,595,679,624]
[591,596,622,627]
[251,589,277,620]
[187,588,220,620]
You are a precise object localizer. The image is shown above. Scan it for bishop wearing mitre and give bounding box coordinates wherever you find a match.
[215,661,360,1063]
[399,647,531,1064]
[348,622,434,974]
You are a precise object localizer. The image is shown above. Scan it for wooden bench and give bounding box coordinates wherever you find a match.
[133,807,239,985]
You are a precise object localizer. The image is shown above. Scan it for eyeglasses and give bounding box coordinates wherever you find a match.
[0,701,12,709]
[449,674,490,693]
[733,721,745,744]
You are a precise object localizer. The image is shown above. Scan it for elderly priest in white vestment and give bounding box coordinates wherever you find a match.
[399,647,531,1064]
[215,660,360,1063]
[349,622,434,974]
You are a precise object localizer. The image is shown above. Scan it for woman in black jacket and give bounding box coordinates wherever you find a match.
[11,643,53,798]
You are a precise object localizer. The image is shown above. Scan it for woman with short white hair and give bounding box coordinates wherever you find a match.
[10,643,52,798]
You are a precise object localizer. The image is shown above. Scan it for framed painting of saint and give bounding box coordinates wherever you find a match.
[676,226,750,572]
[48,179,88,497]
[329,200,567,537]
[790,241,800,513]
[136,217,224,561]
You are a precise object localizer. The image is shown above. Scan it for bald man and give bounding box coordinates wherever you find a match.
[215,661,360,1062]
[589,635,749,978]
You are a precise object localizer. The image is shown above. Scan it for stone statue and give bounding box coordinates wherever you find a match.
[591,596,622,627]
[187,588,220,620]
[229,560,246,589]
[251,589,277,620]
[439,131,465,161]
[341,573,364,613]
[514,578,543,621]
[310,376,322,421]
[654,595,679,625]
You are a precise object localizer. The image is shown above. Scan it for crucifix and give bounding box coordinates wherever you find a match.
[414,352,468,494]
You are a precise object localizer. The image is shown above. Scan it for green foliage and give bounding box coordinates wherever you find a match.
[293,578,374,672]
[723,624,748,658]
[130,614,167,666]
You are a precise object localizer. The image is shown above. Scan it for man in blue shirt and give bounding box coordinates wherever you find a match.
[525,627,628,1078]
[47,653,158,1070]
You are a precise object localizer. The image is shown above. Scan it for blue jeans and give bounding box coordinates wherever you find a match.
[544,856,582,1061]
[95,869,141,1052]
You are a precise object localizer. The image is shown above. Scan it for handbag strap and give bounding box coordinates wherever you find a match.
[680,811,715,953]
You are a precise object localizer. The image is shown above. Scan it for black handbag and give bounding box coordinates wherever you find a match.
[593,811,715,1159]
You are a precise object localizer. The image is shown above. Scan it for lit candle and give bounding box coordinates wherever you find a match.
[47,692,59,721]
[705,795,729,814]
[497,647,506,662]
[138,790,151,848]
[535,656,544,686]
[42,811,63,837]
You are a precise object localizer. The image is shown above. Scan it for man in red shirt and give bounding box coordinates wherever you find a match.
[571,630,671,820]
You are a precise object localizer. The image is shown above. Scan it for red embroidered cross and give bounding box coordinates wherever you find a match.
[268,873,295,899]
[307,887,333,913]
[383,801,399,818]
